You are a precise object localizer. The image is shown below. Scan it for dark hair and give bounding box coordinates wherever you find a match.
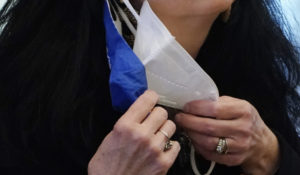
[0,0,299,170]
[0,0,117,168]
[174,0,300,172]
[197,0,300,151]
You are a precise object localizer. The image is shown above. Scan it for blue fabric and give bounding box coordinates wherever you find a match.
[103,1,148,112]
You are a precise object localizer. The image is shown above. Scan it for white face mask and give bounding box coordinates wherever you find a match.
[123,0,219,110]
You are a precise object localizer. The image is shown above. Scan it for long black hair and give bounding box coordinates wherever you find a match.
[0,0,299,172]
[0,0,116,169]
[197,0,300,143]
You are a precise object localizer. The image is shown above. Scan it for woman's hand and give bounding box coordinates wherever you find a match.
[88,90,180,175]
[175,96,280,175]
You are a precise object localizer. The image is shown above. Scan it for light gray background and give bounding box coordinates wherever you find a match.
[0,0,5,8]
[281,0,300,48]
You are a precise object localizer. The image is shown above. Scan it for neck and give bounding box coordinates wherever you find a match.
[156,15,218,58]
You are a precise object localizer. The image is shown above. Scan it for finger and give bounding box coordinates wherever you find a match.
[187,132,240,154]
[142,107,168,133]
[154,120,176,150]
[195,145,246,167]
[184,96,254,120]
[160,141,181,168]
[123,90,159,123]
[183,99,216,117]
[175,113,236,137]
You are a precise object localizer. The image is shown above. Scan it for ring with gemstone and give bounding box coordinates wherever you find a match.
[216,137,228,154]
[164,140,173,151]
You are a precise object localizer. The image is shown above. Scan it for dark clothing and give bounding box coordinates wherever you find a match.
[0,48,300,174]
[0,49,299,174]
[0,2,299,170]
[1,99,300,175]
[275,132,300,175]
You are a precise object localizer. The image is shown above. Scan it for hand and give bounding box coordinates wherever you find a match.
[88,90,180,175]
[175,96,280,175]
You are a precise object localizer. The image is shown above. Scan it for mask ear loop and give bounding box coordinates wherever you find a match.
[123,0,141,22]
[190,145,216,175]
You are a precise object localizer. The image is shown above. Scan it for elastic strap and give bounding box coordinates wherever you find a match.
[190,145,216,175]
[122,0,140,21]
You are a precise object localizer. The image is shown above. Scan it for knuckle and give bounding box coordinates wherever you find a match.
[142,90,159,104]
[147,143,161,157]
[145,90,159,97]
[113,120,133,135]
[113,122,151,145]
[132,131,150,145]
[167,120,177,131]
[241,101,253,117]
[204,124,216,135]
[240,138,251,151]
[154,106,168,119]
[113,120,126,133]
[238,123,253,137]
[211,104,220,116]
[212,102,226,117]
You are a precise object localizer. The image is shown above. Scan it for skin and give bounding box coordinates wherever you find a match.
[149,0,280,174]
[175,97,280,175]
[88,90,180,175]
[89,0,280,174]
[148,0,235,58]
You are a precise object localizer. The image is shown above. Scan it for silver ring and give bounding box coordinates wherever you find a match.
[159,130,173,151]
[216,137,228,154]
[159,130,170,140]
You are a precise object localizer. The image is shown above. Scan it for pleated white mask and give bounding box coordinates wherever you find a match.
[123,0,219,110]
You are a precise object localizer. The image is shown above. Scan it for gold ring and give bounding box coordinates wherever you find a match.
[216,137,228,154]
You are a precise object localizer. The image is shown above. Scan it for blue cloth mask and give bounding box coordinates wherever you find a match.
[103,0,147,112]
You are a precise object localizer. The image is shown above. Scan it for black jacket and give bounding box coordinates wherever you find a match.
[1,100,300,175]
